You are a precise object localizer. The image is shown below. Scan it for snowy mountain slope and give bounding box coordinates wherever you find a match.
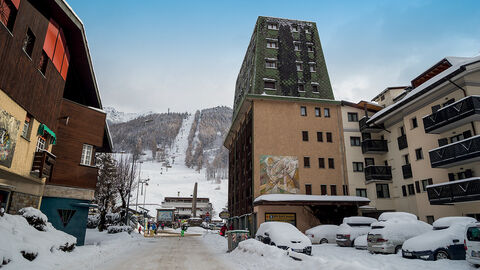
[104,107,148,124]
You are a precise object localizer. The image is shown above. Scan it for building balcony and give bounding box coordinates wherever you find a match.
[402,164,412,179]
[427,177,480,205]
[365,165,392,182]
[397,134,408,150]
[429,135,480,168]
[31,150,56,179]
[359,116,384,133]
[361,139,388,154]
[423,95,480,134]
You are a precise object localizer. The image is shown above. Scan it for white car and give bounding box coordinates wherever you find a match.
[354,234,368,250]
[305,225,339,244]
[368,213,432,254]
[255,222,312,255]
[465,222,480,267]
[336,216,377,247]
[402,216,477,261]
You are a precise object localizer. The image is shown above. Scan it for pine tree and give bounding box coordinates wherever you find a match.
[95,153,118,231]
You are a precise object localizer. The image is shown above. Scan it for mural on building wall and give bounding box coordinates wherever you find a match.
[0,109,20,168]
[260,155,300,194]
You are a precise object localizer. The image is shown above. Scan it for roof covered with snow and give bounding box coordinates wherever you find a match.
[254,194,370,205]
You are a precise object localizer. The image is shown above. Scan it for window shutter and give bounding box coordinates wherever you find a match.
[60,47,69,80]
[43,20,59,59]
[53,29,66,72]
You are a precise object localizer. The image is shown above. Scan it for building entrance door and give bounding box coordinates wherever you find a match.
[0,189,11,210]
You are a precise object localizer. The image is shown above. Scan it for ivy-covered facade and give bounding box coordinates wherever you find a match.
[233,16,334,117]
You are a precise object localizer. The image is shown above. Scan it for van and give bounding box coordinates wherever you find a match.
[465,223,480,267]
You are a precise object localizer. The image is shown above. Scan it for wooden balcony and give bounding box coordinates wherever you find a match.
[365,165,392,182]
[427,177,480,205]
[423,96,480,134]
[31,150,56,179]
[361,139,388,154]
[359,116,384,133]
[429,135,480,168]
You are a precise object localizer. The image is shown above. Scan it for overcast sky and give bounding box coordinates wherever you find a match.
[68,0,480,113]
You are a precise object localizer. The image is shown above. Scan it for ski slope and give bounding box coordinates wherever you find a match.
[136,114,228,218]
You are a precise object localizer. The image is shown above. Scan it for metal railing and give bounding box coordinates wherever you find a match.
[423,96,480,133]
[427,177,480,205]
[359,116,384,133]
[429,136,480,168]
[361,139,388,154]
[364,165,392,182]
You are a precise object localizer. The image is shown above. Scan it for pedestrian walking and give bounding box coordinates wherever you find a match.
[161,222,165,230]
[152,222,157,234]
[220,223,227,236]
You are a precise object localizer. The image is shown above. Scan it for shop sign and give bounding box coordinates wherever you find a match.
[265,213,296,226]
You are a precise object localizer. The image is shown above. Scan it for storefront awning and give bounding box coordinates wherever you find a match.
[37,124,56,145]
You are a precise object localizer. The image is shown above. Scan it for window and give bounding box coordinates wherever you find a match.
[266,41,278,48]
[312,85,318,93]
[421,179,432,192]
[38,50,48,75]
[315,107,321,117]
[81,144,94,166]
[309,64,316,72]
[35,136,46,152]
[264,81,275,89]
[353,162,363,172]
[402,185,407,197]
[350,136,361,146]
[356,189,367,198]
[365,158,374,167]
[343,185,349,195]
[298,84,304,92]
[415,181,421,193]
[292,25,298,32]
[411,117,418,129]
[403,154,410,165]
[307,45,314,52]
[376,184,390,198]
[304,157,310,168]
[400,126,405,136]
[324,108,330,118]
[267,23,278,30]
[302,131,309,141]
[23,28,36,58]
[415,148,423,160]
[362,132,371,140]
[326,132,332,142]
[426,216,435,225]
[407,184,415,195]
[296,63,303,71]
[318,158,325,168]
[330,185,337,195]
[305,184,312,195]
[380,95,385,101]
[265,60,277,69]
[317,132,323,142]
[0,0,17,32]
[321,185,327,195]
[347,112,359,122]
[294,43,300,51]
[443,98,455,107]
[22,115,31,139]
[300,106,307,116]
[328,158,334,169]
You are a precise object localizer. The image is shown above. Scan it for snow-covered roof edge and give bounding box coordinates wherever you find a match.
[254,194,370,203]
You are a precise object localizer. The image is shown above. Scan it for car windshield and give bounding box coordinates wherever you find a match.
[467,227,480,241]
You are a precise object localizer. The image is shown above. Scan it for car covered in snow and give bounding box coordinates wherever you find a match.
[367,212,431,254]
[336,216,377,247]
[255,222,312,255]
[354,234,368,250]
[305,224,339,244]
[402,216,477,261]
[465,222,480,267]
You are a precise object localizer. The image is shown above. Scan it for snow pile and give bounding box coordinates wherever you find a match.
[236,239,290,258]
[0,211,76,267]
[107,225,133,234]
[354,234,368,249]
[432,216,477,229]
[370,218,432,243]
[343,216,377,225]
[378,212,417,222]
[18,207,48,231]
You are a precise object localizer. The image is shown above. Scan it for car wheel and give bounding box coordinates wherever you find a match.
[395,246,402,254]
[320,239,328,244]
[435,250,449,260]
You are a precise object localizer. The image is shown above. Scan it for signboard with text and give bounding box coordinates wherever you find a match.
[265,213,296,226]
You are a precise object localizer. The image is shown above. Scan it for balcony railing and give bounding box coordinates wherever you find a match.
[361,139,388,154]
[429,135,480,168]
[31,150,56,179]
[359,116,384,133]
[427,177,480,205]
[397,134,408,150]
[423,96,480,134]
[402,164,412,179]
[365,165,392,182]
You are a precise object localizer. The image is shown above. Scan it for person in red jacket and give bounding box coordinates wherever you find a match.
[220,223,227,236]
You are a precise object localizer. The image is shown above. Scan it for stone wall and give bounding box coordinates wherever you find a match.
[8,191,41,214]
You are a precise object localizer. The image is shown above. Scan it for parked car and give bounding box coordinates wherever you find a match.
[336,216,377,247]
[368,212,432,254]
[354,234,368,250]
[305,225,339,244]
[255,222,312,255]
[402,216,477,260]
[465,222,480,267]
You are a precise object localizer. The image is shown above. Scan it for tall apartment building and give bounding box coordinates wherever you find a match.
[0,0,111,245]
[343,56,480,223]
[225,16,369,234]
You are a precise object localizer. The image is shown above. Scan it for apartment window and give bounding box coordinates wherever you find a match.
[407,184,415,195]
[267,23,278,30]
[343,185,349,195]
[302,131,309,141]
[328,158,334,169]
[23,28,36,58]
[305,184,312,195]
[264,81,275,89]
[296,63,303,71]
[266,41,278,48]
[38,50,48,75]
[35,136,46,152]
[350,136,361,146]
[330,185,337,195]
[292,25,298,32]
[0,0,17,32]
[304,157,310,168]
[421,179,432,192]
[402,185,407,197]
[356,189,367,198]
[321,185,327,195]
[324,108,330,117]
[315,107,321,117]
[300,106,307,116]
[400,126,405,136]
[365,158,374,167]
[380,95,385,101]
[403,154,410,165]
[81,144,94,166]
[353,162,363,172]
[451,131,472,143]
[307,45,314,52]
[415,181,421,193]
[294,43,300,51]
[415,148,423,160]
[309,64,316,72]
[426,216,435,225]
[376,184,390,198]
[326,132,332,142]
[265,60,277,69]
[318,158,325,168]
[22,115,32,139]
[312,85,318,93]
[347,112,358,122]
[298,84,305,92]
[317,132,323,142]
[411,117,418,129]
[438,138,448,147]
